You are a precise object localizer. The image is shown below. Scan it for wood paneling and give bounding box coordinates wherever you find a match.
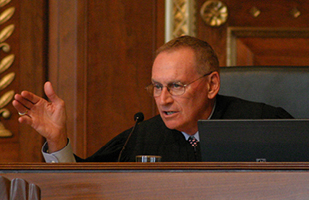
[48,0,88,158]
[86,1,156,156]
[228,0,309,27]
[2,0,164,161]
[48,0,165,158]
[237,37,309,66]
[197,0,309,66]
[0,1,47,162]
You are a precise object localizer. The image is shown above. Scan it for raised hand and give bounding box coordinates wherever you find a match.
[12,81,68,152]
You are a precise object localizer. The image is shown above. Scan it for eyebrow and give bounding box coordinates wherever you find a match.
[151,79,184,85]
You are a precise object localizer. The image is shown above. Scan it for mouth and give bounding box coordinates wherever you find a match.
[163,111,177,116]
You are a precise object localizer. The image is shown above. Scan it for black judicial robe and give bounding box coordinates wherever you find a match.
[75,95,293,162]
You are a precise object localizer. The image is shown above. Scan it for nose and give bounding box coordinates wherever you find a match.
[157,87,174,105]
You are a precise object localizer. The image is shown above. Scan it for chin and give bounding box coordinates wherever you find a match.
[163,121,182,131]
[162,119,175,128]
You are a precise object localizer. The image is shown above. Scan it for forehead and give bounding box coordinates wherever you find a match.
[151,48,198,82]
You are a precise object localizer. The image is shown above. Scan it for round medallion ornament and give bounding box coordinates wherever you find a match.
[200,0,228,27]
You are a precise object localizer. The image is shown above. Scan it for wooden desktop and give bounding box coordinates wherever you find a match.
[1,162,309,199]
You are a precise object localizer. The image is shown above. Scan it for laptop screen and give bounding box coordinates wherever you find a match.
[198,119,309,162]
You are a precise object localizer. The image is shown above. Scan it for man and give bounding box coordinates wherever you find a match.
[12,36,293,162]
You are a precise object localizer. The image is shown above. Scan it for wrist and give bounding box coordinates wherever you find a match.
[46,131,68,153]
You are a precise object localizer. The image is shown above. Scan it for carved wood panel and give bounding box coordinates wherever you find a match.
[197,0,309,66]
[0,0,47,162]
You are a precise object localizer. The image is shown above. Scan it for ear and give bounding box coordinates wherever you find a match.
[207,71,220,99]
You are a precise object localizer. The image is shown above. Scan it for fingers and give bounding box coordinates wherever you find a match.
[12,99,32,127]
[13,90,42,116]
[14,93,32,109]
[17,112,32,125]
[13,83,48,118]
[12,98,31,119]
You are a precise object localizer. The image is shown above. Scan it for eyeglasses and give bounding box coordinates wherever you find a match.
[145,71,213,97]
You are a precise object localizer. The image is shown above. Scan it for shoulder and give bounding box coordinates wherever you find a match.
[212,94,293,119]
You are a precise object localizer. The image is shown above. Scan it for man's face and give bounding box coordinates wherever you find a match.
[152,48,214,135]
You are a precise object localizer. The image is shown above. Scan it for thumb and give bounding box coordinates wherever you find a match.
[44,81,62,104]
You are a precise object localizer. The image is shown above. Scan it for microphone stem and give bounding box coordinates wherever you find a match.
[117,118,139,162]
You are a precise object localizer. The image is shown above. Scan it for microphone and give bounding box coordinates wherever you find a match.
[134,112,144,123]
[117,112,144,162]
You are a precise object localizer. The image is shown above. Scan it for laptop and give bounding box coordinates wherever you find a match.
[198,119,309,162]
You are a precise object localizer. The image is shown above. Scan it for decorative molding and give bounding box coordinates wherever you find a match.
[0,54,14,73]
[0,71,14,90]
[0,6,15,24]
[200,0,228,27]
[290,7,301,18]
[229,27,309,38]
[0,0,15,137]
[0,42,9,52]
[226,27,309,66]
[250,7,261,18]
[165,0,197,42]
[0,24,14,42]
[0,0,11,8]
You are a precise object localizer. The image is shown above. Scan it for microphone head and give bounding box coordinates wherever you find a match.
[134,112,144,123]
